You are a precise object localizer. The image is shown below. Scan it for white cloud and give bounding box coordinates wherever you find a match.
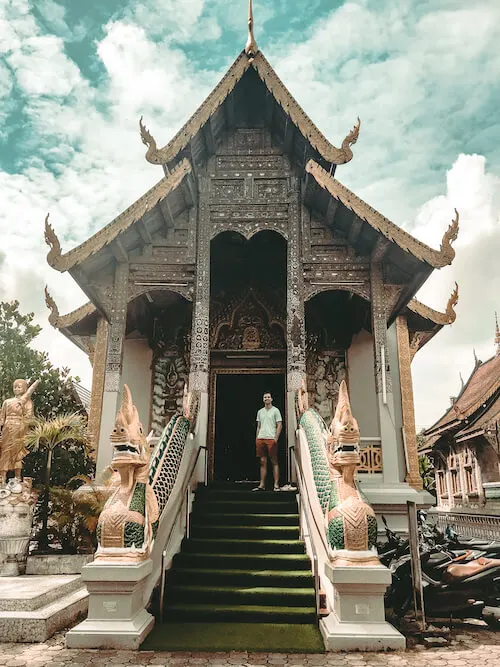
[412,154,500,428]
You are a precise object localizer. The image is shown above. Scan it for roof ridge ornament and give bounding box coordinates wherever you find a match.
[44,214,62,267]
[445,282,459,323]
[244,0,258,60]
[439,208,459,265]
[494,312,500,356]
[139,116,159,163]
[340,117,360,163]
[44,286,60,327]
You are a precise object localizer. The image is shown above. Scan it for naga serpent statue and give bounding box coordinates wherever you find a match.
[298,379,380,566]
[95,385,159,562]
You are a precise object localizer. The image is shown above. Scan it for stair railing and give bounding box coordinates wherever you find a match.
[158,444,207,620]
[292,426,333,616]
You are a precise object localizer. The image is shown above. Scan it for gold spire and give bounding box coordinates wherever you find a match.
[139,116,159,163]
[244,0,258,60]
[495,312,500,356]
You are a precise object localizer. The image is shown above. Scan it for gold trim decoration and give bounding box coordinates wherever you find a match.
[44,158,192,272]
[87,316,109,458]
[142,54,250,165]
[142,50,359,166]
[395,315,423,490]
[245,0,258,60]
[44,292,97,330]
[252,53,360,164]
[44,286,60,327]
[409,332,423,362]
[306,159,457,269]
[139,116,158,164]
[44,214,62,267]
[439,209,459,265]
[408,282,459,325]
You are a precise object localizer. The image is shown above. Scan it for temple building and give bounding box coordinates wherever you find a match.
[422,319,500,518]
[43,4,461,527]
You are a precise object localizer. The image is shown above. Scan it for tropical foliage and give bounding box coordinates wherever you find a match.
[24,412,89,551]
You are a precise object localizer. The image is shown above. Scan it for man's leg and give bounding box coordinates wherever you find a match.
[271,455,279,490]
[259,456,267,489]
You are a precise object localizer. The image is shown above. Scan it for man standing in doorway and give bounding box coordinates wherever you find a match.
[254,392,282,491]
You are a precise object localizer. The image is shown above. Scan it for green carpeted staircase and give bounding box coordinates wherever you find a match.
[143,481,324,652]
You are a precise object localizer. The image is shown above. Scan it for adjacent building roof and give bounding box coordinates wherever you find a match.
[425,353,500,437]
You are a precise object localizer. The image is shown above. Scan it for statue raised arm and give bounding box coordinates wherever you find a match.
[0,379,39,488]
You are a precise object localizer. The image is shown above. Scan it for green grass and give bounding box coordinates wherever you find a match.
[141,622,324,652]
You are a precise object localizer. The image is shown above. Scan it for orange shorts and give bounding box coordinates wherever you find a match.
[256,438,278,458]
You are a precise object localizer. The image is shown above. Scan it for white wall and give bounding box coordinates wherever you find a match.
[120,336,153,431]
[347,329,379,438]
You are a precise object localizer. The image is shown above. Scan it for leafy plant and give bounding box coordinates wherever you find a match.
[24,413,89,552]
[419,454,436,495]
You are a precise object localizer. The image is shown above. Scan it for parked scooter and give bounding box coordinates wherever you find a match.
[378,514,500,626]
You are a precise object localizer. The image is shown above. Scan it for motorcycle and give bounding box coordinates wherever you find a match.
[378,514,500,627]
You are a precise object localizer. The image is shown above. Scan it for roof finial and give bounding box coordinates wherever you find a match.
[495,312,500,356]
[445,281,459,323]
[473,347,481,368]
[245,0,258,60]
[459,372,464,391]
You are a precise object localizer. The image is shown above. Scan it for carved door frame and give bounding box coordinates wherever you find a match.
[208,366,286,482]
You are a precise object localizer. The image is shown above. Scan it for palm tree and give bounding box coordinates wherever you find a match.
[24,412,89,551]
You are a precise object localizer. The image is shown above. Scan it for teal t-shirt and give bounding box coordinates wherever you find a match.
[256,406,282,439]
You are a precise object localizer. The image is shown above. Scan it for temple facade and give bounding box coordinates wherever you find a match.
[44,10,461,525]
[422,322,500,516]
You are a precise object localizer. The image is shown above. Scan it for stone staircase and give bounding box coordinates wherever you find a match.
[143,482,323,652]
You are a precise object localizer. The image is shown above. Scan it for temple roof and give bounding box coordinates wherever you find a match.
[305,160,458,271]
[425,353,500,437]
[455,398,500,443]
[45,159,192,273]
[139,51,360,170]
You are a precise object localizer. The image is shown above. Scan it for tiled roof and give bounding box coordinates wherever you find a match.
[425,354,500,435]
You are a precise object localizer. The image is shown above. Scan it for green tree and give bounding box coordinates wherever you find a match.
[24,412,89,552]
[0,300,82,418]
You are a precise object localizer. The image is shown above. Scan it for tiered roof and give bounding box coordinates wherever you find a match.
[44,1,459,354]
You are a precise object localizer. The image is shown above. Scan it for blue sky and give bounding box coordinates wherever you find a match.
[0,0,499,427]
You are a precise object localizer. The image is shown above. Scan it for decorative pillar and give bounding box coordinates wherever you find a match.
[370,262,400,484]
[395,315,423,490]
[287,177,306,390]
[87,316,109,460]
[96,261,129,474]
[188,171,209,471]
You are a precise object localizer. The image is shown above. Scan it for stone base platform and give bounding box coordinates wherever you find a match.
[0,574,88,642]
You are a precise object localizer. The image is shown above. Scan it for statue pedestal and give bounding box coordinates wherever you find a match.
[66,559,154,649]
[0,479,37,577]
[320,563,405,651]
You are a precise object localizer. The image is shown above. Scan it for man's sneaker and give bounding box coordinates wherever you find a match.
[273,486,281,492]
[252,486,265,492]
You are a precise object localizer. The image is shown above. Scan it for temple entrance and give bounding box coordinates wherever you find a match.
[213,372,286,483]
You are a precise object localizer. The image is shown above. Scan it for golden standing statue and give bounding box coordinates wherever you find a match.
[0,379,39,487]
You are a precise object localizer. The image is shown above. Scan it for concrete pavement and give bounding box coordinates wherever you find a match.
[0,625,498,667]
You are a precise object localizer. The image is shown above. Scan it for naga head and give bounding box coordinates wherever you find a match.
[329,380,360,469]
[110,385,149,470]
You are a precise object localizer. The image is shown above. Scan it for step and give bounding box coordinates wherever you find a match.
[162,602,317,624]
[0,575,83,612]
[182,537,305,555]
[166,584,315,607]
[141,621,325,653]
[172,551,312,571]
[195,500,298,514]
[190,512,300,526]
[195,489,297,502]
[167,567,314,588]
[189,524,300,540]
[0,585,88,642]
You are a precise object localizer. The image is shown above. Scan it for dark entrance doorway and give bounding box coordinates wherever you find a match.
[214,373,286,484]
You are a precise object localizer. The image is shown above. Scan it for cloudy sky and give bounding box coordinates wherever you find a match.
[0,0,499,429]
